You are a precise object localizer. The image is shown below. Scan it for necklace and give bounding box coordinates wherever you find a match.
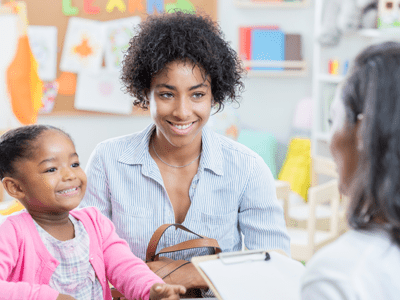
[152,141,201,168]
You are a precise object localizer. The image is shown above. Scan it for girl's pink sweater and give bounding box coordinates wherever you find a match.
[0,207,164,300]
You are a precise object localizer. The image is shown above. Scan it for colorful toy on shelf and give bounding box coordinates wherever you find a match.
[328,59,339,75]
[378,0,400,28]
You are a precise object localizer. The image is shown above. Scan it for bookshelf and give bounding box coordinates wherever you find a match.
[235,0,310,9]
[312,0,400,157]
[243,60,308,77]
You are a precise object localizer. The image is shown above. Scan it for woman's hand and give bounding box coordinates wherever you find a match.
[150,283,186,300]
[56,294,76,300]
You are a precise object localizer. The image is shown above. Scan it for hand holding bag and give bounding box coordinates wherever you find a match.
[146,223,222,297]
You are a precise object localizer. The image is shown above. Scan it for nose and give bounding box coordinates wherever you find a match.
[172,96,192,120]
[61,167,77,181]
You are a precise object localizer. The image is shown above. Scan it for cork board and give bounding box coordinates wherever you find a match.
[21,0,217,116]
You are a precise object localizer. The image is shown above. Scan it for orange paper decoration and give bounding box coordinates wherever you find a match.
[6,35,43,125]
[57,72,77,95]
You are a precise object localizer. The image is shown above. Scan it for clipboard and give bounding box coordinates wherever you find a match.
[192,250,305,300]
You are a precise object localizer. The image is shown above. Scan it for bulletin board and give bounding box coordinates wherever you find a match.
[19,0,217,116]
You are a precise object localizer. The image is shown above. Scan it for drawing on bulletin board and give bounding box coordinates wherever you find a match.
[1,0,217,116]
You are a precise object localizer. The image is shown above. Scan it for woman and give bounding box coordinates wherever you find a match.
[80,12,290,294]
[301,42,400,299]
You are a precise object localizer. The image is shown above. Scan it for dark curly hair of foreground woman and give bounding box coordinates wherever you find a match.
[121,11,245,111]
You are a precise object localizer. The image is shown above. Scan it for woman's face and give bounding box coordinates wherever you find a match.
[147,60,213,149]
[329,85,360,195]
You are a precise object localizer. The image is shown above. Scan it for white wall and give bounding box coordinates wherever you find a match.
[37,1,315,171]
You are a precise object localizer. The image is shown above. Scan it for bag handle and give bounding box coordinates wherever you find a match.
[146,223,221,262]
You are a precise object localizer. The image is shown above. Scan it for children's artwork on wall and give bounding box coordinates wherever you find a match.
[378,0,400,28]
[0,13,20,130]
[40,81,59,113]
[12,0,217,116]
[104,16,141,72]
[60,17,106,73]
[27,26,58,81]
[74,70,132,114]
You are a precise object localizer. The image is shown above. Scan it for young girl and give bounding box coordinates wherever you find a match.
[0,125,186,300]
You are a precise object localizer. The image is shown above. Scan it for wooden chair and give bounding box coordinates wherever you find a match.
[288,179,341,262]
[287,156,347,234]
[275,180,291,225]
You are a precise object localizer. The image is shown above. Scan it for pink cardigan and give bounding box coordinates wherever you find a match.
[0,207,164,300]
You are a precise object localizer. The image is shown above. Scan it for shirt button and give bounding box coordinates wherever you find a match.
[193,184,197,189]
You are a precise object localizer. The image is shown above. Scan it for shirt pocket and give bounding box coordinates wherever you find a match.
[196,208,237,225]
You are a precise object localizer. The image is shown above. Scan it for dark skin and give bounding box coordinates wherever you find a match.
[2,131,186,300]
[145,61,213,289]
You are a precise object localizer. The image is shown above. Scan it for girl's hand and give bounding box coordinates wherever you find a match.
[56,294,76,300]
[150,283,186,300]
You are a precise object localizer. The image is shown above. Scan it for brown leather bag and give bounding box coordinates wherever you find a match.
[146,223,222,297]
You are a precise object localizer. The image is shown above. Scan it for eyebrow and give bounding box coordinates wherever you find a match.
[155,83,209,91]
[38,153,79,166]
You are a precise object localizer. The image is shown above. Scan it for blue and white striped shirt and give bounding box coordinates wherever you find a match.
[80,123,290,260]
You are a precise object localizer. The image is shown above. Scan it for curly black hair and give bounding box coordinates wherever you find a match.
[0,125,72,180]
[121,11,245,111]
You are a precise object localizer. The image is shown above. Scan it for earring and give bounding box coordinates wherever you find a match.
[357,114,364,121]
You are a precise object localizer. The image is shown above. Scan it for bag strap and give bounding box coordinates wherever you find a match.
[154,238,222,260]
[146,223,221,262]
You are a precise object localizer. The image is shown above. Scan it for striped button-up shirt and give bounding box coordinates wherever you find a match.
[80,123,290,260]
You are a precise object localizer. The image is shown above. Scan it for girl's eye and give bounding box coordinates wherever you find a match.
[45,167,57,173]
[71,162,80,168]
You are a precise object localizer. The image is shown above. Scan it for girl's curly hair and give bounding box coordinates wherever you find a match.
[121,11,245,111]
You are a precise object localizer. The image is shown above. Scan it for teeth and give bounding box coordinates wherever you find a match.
[58,187,77,194]
[173,123,192,130]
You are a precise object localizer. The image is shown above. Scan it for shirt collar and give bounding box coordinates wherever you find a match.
[118,123,155,166]
[200,126,224,176]
[117,123,224,176]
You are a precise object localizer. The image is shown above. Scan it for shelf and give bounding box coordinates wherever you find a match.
[315,131,330,143]
[243,60,308,77]
[318,74,345,84]
[343,28,400,39]
[235,0,309,9]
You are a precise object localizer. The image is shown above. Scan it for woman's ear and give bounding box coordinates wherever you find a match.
[356,114,364,152]
[2,177,26,200]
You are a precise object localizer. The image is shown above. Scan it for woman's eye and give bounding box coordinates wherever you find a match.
[71,162,80,168]
[193,93,205,99]
[45,167,57,173]
[160,93,173,99]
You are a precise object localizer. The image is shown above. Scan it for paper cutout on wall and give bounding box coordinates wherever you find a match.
[40,81,59,113]
[57,71,77,95]
[60,17,106,73]
[62,0,79,16]
[0,14,20,131]
[147,0,164,14]
[166,0,196,13]
[129,0,144,13]
[74,70,132,114]
[27,26,57,81]
[106,0,127,13]
[104,16,141,72]
[84,0,100,14]
[7,35,43,125]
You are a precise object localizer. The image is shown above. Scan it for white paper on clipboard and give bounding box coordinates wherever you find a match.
[198,251,305,300]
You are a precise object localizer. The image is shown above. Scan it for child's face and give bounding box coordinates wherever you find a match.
[15,130,87,215]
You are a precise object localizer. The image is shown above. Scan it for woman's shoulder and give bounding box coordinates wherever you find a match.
[302,229,400,292]
[93,124,154,158]
[204,127,260,159]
